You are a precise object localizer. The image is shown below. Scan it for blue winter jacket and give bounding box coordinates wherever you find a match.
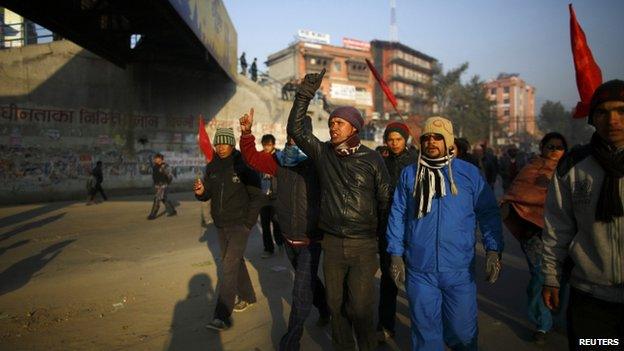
[386,158,503,272]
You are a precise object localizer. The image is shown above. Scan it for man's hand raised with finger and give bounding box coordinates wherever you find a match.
[239,108,254,135]
[296,68,326,100]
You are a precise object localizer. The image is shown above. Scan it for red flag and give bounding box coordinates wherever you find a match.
[365,58,398,110]
[569,4,602,118]
[198,116,214,163]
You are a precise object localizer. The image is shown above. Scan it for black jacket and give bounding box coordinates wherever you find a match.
[287,98,392,239]
[92,165,103,184]
[152,163,173,185]
[383,148,418,192]
[196,151,263,229]
[274,159,321,242]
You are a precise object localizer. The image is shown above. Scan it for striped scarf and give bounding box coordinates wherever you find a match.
[413,154,457,218]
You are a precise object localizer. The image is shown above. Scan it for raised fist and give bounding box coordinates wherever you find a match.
[296,68,326,100]
[239,108,254,134]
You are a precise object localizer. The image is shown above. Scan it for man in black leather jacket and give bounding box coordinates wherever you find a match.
[287,69,391,351]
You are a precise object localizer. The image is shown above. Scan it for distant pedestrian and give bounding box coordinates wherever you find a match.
[239,109,330,351]
[454,137,480,168]
[258,133,284,258]
[250,58,258,82]
[240,52,248,76]
[288,69,392,351]
[474,144,499,189]
[147,153,177,220]
[542,80,624,349]
[195,127,264,331]
[376,122,418,342]
[499,146,528,191]
[501,132,568,344]
[87,161,107,205]
[386,116,503,351]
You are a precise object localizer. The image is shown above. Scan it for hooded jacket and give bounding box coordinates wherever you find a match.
[195,150,263,229]
[541,145,624,303]
[287,98,391,239]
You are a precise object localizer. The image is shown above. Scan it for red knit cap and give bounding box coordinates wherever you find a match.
[384,122,410,141]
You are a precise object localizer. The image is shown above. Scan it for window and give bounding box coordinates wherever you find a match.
[504,109,510,116]
[503,98,510,104]
[490,88,496,95]
[504,87,510,93]
[333,62,341,72]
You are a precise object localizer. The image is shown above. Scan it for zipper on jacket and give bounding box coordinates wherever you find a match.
[218,176,224,217]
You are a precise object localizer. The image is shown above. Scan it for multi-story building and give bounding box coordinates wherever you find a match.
[266,38,375,117]
[370,40,437,117]
[484,73,536,138]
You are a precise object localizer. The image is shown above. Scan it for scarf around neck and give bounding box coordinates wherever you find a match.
[590,133,624,222]
[277,145,308,167]
[413,154,454,218]
[333,133,361,157]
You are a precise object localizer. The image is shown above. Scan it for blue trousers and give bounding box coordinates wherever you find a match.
[405,270,478,351]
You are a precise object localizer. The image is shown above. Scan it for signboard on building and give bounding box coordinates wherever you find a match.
[330,83,356,100]
[297,29,330,45]
[167,0,238,80]
[354,90,373,106]
[342,38,370,51]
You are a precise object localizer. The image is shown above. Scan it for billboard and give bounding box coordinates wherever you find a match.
[297,29,331,45]
[167,0,238,80]
[342,38,370,51]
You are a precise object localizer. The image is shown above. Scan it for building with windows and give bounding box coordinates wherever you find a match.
[370,40,437,117]
[484,74,536,138]
[266,39,375,117]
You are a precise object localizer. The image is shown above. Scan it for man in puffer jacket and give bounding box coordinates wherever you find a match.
[541,80,624,349]
[287,69,391,351]
[194,127,263,332]
[386,116,503,351]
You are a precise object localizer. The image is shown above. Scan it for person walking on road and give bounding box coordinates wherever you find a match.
[287,68,392,351]
[541,80,624,350]
[239,108,330,351]
[147,153,177,219]
[501,132,568,344]
[87,161,107,205]
[194,127,264,331]
[386,116,504,351]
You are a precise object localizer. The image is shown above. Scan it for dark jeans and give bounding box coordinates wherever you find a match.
[566,287,624,351]
[213,225,256,321]
[150,184,176,215]
[260,204,283,252]
[279,242,330,351]
[378,238,398,333]
[90,183,107,201]
[322,235,379,351]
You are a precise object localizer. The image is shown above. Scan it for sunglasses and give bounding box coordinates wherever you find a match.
[545,145,565,151]
[420,134,444,142]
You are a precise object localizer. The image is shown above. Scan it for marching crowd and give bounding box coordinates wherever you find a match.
[116,70,624,351]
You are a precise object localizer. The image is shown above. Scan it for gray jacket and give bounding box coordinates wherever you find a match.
[542,145,624,303]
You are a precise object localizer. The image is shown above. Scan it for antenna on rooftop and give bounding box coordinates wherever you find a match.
[390,0,398,42]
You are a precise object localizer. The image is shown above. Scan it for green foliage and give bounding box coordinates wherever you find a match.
[538,100,594,146]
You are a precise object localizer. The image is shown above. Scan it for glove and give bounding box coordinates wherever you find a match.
[485,251,502,283]
[389,255,405,287]
[296,68,326,100]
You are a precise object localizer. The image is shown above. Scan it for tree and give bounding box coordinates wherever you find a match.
[428,62,469,115]
[537,100,594,146]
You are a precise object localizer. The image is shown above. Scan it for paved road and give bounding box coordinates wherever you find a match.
[0,191,568,350]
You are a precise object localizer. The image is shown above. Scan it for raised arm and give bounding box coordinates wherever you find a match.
[239,108,278,176]
[286,69,326,160]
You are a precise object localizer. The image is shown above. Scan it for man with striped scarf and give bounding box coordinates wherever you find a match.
[386,116,504,351]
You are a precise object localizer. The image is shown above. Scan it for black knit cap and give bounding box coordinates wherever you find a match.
[588,79,624,125]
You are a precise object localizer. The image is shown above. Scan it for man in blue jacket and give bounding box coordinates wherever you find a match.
[386,116,503,351]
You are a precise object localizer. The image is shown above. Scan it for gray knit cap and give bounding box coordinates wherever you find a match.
[214,128,235,146]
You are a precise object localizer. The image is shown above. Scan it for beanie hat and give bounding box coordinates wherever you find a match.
[421,116,455,150]
[329,106,364,132]
[214,128,235,146]
[384,122,410,141]
[588,79,624,125]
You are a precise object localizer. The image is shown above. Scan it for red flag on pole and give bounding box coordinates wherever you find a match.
[365,58,401,115]
[569,4,602,118]
[198,116,214,163]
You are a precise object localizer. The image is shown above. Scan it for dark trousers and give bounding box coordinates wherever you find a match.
[90,183,107,201]
[279,242,330,351]
[322,235,379,351]
[213,225,256,321]
[566,287,624,351]
[260,205,283,252]
[149,184,175,216]
[378,238,398,333]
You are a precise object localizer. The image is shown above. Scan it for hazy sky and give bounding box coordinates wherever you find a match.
[224,0,624,111]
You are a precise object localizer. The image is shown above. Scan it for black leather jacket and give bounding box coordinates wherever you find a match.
[383,148,419,192]
[195,151,263,229]
[287,98,391,239]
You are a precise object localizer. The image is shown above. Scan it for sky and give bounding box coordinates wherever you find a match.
[223,0,624,112]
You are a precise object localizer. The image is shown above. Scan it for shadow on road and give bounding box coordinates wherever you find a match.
[0,213,66,242]
[165,273,222,351]
[0,239,75,296]
[0,239,30,256]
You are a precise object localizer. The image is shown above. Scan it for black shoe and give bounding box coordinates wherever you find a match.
[533,331,548,345]
[205,318,230,331]
[147,214,157,220]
